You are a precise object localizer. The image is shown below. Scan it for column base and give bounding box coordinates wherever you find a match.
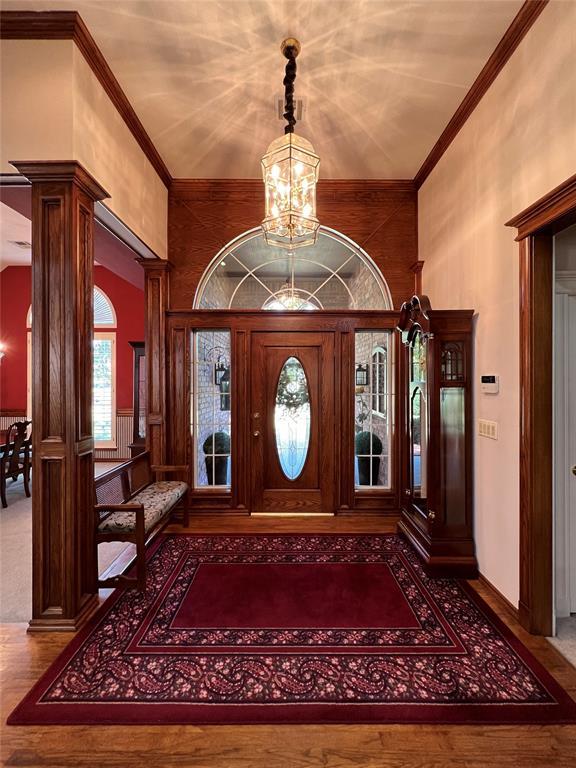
[27,593,100,633]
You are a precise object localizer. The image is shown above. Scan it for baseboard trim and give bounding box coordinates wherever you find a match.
[475,572,520,621]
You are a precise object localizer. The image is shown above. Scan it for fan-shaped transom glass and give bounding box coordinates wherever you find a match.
[194,227,392,311]
[275,357,311,480]
[27,286,116,328]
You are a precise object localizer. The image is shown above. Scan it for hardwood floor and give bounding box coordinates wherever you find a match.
[2,515,576,767]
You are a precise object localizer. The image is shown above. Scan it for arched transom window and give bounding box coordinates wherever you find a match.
[194,226,392,311]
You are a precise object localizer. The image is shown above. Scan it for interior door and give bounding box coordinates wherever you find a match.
[251,331,335,514]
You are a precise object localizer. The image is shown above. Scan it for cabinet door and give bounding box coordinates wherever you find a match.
[439,340,468,529]
[408,334,428,520]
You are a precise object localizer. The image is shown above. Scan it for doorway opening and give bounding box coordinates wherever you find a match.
[506,174,576,636]
[551,223,576,662]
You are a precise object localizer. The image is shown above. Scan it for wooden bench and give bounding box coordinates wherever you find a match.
[94,451,189,590]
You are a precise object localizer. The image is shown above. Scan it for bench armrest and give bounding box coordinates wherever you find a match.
[95,503,146,532]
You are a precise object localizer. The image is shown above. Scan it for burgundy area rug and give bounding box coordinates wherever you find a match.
[8,534,576,725]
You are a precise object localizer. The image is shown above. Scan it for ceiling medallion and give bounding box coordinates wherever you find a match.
[261,38,320,250]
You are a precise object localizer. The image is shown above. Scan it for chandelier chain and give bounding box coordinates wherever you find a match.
[283,50,297,134]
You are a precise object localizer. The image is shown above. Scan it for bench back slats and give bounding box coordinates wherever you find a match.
[95,471,129,505]
[94,452,153,523]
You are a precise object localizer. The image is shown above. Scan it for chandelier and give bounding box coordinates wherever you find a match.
[261,38,320,249]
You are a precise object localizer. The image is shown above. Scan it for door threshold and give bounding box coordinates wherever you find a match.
[251,512,334,517]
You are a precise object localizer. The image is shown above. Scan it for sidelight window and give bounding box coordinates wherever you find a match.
[354,331,394,488]
[191,329,232,488]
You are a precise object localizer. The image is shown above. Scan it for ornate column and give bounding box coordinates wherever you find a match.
[12,161,109,631]
[139,259,171,467]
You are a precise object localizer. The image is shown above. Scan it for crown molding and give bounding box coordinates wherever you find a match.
[505,172,576,240]
[1,5,551,196]
[0,10,171,188]
[10,160,110,201]
[414,0,549,189]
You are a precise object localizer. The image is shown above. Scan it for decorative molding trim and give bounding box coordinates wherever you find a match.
[137,256,174,272]
[410,261,424,295]
[477,573,519,620]
[0,174,30,186]
[95,202,159,261]
[0,10,171,188]
[0,410,27,418]
[414,0,549,189]
[506,172,576,240]
[10,160,109,201]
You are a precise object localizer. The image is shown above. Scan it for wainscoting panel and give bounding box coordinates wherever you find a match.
[1,412,133,462]
[95,411,133,461]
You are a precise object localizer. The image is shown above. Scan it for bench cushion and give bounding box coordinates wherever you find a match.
[98,480,188,534]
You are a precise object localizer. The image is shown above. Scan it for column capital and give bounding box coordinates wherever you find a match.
[10,160,109,201]
[137,256,174,272]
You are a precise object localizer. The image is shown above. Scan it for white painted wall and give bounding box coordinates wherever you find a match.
[72,47,167,259]
[1,39,167,259]
[418,0,576,606]
[1,40,74,165]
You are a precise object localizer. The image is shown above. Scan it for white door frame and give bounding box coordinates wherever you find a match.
[554,270,576,621]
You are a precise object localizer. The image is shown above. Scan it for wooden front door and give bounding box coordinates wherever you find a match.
[250,332,335,514]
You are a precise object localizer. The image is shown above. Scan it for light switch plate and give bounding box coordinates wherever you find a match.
[478,419,498,440]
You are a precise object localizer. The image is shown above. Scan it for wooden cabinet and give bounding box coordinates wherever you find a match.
[129,342,146,458]
[397,296,478,577]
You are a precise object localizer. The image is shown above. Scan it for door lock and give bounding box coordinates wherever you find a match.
[572,465,576,476]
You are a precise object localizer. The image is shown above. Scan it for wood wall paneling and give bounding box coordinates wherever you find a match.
[140,260,170,467]
[168,180,417,310]
[11,160,108,631]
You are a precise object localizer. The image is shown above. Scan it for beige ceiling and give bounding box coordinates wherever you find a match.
[3,0,524,178]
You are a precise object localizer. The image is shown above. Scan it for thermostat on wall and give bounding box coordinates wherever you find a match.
[480,375,499,394]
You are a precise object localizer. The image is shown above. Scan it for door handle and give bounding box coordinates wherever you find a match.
[253,431,260,437]
[572,465,576,476]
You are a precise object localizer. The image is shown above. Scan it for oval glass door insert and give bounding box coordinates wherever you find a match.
[274,357,311,480]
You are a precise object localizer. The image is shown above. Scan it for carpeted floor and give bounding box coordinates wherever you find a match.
[549,617,576,669]
[0,466,132,622]
[8,533,576,726]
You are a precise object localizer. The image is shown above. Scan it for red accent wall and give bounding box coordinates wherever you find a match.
[0,265,144,412]
[0,266,30,413]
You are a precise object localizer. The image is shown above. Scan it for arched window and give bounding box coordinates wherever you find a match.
[27,287,117,448]
[94,286,117,327]
[194,226,392,310]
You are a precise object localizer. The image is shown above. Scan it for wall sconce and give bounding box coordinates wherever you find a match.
[214,357,228,386]
[219,367,231,411]
[0,342,5,363]
[355,364,369,387]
